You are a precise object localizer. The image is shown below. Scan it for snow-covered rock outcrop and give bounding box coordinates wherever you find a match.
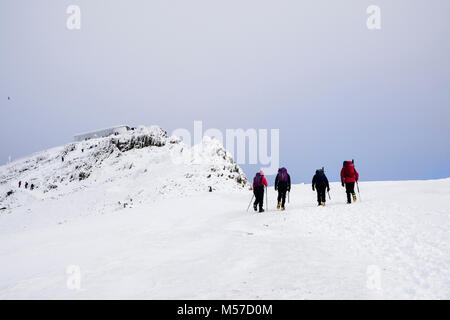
[0,125,249,213]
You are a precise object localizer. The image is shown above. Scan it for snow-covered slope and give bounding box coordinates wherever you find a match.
[0,130,449,299]
[0,125,248,230]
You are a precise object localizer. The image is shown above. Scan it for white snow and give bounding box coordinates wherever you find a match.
[0,127,449,299]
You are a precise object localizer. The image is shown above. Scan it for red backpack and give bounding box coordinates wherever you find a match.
[343,161,356,178]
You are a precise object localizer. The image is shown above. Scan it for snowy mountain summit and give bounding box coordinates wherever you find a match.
[0,125,248,214]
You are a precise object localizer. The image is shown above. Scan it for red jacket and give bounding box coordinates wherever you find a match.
[253,176,268,189]
[341,161,359,183]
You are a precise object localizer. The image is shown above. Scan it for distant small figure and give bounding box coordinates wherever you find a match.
[8,96,10,100]
[25,182,28,189]
[18,181,22,188]
[81,148,84,153]
[62,156,65,162]
[30,184,34,190]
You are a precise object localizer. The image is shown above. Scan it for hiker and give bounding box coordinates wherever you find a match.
[253,170,268,212]
[341,160,359,204]
[62,156,64,162]
[30,184,34,190]
[275,167,291,210]
[312,168,330,206]
[25,182,28,189]
[18,181,21,188]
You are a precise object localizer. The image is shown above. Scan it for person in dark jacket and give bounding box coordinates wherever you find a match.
[341,160,359,204]
[253,170,268,212]
[275,167,291,210]
[312,169,330,206]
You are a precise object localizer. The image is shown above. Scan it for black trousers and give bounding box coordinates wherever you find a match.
[277,187,288,207]
[254,187,265,209]
[345,182,355,203]
[316,186,326,204]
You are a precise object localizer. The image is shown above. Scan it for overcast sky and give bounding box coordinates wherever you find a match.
[1,0,449,183]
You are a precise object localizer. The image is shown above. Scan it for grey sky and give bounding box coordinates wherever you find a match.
[1,0,449,183]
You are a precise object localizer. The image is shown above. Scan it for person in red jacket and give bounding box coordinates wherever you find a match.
[341,160,359,204]
[253,170,268,212]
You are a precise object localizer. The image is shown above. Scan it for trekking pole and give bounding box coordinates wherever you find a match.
[353,159,362,202]
[327,190,331,200]
[356,181,362,202]
[288,191,290,203]
[265,186,268,212]
[246,194,254,212]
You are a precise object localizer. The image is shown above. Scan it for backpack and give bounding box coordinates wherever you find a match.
[279,167,288,182]
[315,169,327,185]
[253,173,264,187]
[343,162,355,178]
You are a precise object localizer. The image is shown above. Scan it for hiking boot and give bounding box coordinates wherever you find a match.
[347,200,351,204]
[277,202,281,209]
[321,202,325,206]
[352,194,357,202]
[281,206,285,211]
[259,208,265,213]
[253,204,257,211]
